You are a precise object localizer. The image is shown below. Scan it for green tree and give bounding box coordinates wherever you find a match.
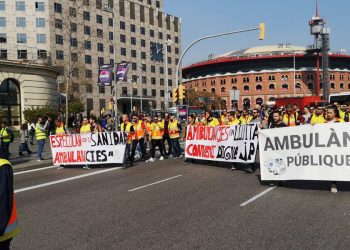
[65,96,85,114]
[23,106,58,123]
[184,89,226,110]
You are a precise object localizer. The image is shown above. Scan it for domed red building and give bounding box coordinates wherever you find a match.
[182,44,350,109]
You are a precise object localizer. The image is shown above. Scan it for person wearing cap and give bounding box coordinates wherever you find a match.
[0,151,20,249]
[147,116,165,162]
[168,113,182,159]
[0,121,13,159]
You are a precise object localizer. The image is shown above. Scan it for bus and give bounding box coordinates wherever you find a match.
[329,92,350,105]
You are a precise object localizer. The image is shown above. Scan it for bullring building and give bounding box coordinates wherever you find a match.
[0,0,181,125]
[182,44,350,109]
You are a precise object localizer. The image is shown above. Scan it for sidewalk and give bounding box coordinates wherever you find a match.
[7,138,53,171]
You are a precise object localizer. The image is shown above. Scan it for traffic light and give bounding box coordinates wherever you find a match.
[172,88,178,103]
[178,84,185,100]
[259,23,265,40]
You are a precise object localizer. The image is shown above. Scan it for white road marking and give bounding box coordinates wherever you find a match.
[15,167,123,194]
[14,166,56,175]
[128,175,183,192]
[240,187,276,207]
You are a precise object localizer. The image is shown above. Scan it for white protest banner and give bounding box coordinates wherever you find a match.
[259,123,350,181]
[50,132,127,166]
[185,124,259,163]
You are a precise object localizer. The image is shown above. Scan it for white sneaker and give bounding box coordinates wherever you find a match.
[147,158,155,162]
[83,165,90,170]
[159,156,164,161]
[331,184,338,193]
[56,166,64,170]
[37,159,41,162]
[178,155,183,159]
[231,166,236,170]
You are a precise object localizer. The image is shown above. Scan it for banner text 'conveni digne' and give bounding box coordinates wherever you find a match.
[185,124,259,163]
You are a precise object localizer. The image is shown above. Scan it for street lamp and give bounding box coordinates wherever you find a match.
[165,39,172,110]
[175,25,264,88]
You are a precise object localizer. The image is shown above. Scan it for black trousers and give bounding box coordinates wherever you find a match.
[131,138,147,161]
[0,238,12,250]
[151,139,164,158]
[163,133,172,155]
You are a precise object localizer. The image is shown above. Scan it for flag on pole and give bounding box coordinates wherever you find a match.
[98,64,113,86]
[116,63,129,82]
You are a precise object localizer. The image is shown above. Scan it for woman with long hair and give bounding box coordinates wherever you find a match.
[19,123,32,156]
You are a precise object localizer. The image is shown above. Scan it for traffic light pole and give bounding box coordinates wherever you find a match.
[175,25,264,88]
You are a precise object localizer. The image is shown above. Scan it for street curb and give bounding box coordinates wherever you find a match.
[13,161,53,173]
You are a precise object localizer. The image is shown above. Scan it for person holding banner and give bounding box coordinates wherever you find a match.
[147,116,165,162]
[325,106,344,193]
[239,109,252,125]
[162,113,172,157]
[36,117,50,162]
[120,114,135,168]
[310,105,326,125]
[226,111,240,126]
[55,119,67,135]
[168,114,182,159]
[80,117,92,169]
[282,104,300,127]
[89,116,104,133]
[204,111,219,127]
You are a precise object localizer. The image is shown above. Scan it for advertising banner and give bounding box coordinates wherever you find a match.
[116,63,129,82]
[259,123,350,181]
[98,64,113,85]
[185,124,259,163]
[50,132,127,166]
[177,105,188,122]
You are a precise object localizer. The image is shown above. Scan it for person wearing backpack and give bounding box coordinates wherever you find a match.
[0,121,14,160]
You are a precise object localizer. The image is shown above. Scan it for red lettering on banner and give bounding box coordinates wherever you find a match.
[187,126,230,142]
[51,134,82,148]
[186,144,215,159]
[53,150,86,164]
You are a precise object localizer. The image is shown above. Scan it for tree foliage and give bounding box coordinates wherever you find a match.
[184,89,226,110]
[23,106,58,123]
[65,96,85,114]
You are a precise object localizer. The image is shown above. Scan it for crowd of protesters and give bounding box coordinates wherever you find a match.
[1,101,349,193]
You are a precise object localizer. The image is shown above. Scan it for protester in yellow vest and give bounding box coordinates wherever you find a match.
[310,105,325,125]
[147,116,165,162]
[120,114,135,168]
[132,115,147,161]
[205,111,219,127]
[226,111,240,125]
[80,117,91,134]
[0,120,13,159]
[168,114,182,159]
[0,156,20,249]
[36,117,50,162]
[282,105,299,126]
[239,110,252,125]
[55,119,66,135]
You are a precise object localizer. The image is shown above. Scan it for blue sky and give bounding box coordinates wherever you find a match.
[164,0,350,66]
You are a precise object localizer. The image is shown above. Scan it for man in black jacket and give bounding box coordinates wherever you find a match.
[0,150,20,249]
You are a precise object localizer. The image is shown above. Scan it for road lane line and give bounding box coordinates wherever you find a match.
[240,187,276,207]
[15,167,123,194]
[14,166,56,175]
[128,175,183,192]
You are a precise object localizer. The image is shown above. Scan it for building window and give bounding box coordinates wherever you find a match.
[268,75,275,81]
[151,66,155,73]
[84,40,91,50]
[159,67,164,74]
[255,76,262,82]
[0,17,5,27]
[98,57,104,65]
[130,24,136,32]
[330,82,335,89]
[142,89,147,96]
[0,1,5,11]
[36,18,45,28]
[175,48,179,54]
[35,2,45,11]
[99,86,105,94]
[109,32,113,40]
[83,11,90,21]
[282,83,289,90]
[109,45,114,54]
[16,1,25,11]
[0,49,7,59]
[37,34,46,44]
[141,52,146,60]
[150,29,154,37]
[295,83,301,89]
[55,35,63,45]
[141,39,146,47]
[142,76,147,84]
[70,38,78,47]
[97,43,104,52]
[243,85,249,91]
[307,83,314,90]
[160,90,165,97]
[140,27,145,35]
[256,84,262,91]
[108,18,113,27]
[84,26,91,35]
[120,48,126,56]
[131,37,136,45]
[55,19,62,29]
[16,17,26,27]
[120,21,125,30]
[151,77,156,85]
[131,50,137,58]
[221,87,226,93]
[340,83,344,89]
[71,22,77,32]
[131,63,137,70]
[120,34,126,43]
[281,75,288,81]
[37,50,47,59]
[17,33,27,43]
[122,87,128,95]
[85,69,92,78]
[54,3,62,13]
[160,79,164,85]
[17,50,27,59]
[56,50,64,60]
[0,33,6,43]
[71,53,78,62]
[152,89,156,97]
[85,55,92,64]
[269,84,275,90]
[96,14,102,24]
[119,0,125,16]
[69,7,77,17]
[97,29,103,38]
[86,84,92,93]
[211,88,216,93]
[168,80,172,86]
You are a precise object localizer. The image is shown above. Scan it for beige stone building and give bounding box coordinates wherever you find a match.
[0,0,182,118]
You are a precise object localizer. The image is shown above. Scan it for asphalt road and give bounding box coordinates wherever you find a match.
[11,159,350,250]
